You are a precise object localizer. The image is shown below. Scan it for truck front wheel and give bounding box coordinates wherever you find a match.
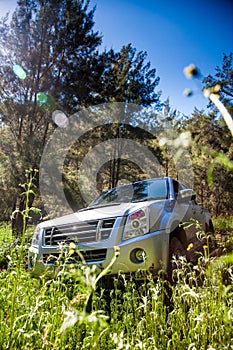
[167,237,186,282]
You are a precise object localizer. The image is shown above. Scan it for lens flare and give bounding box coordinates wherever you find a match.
[13,64,27,80]
[52,110,69,128]
[37,92,48,104]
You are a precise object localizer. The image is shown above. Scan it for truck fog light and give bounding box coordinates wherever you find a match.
[130,248,146,264]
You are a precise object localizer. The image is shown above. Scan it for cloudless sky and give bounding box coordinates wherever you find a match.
[1,0,233,115]
[90,0,233,115]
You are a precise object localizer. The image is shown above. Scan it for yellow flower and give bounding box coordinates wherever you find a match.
[183,88,193,97]
[203,245,208,250]
[212,84,221,93]
[203,84,221,99]
[114,246,120,257]
[69,242,76,255]
[187,243,193,251]
[183,64,200,79]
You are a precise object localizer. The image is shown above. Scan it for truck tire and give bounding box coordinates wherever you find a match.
[167,237,185,282]
[205,220,217,251]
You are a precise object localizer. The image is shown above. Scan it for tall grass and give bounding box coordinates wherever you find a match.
[213,216,233,234]
[0,223,232,349]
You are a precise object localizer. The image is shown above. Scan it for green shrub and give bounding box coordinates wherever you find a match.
[213,216,233,234]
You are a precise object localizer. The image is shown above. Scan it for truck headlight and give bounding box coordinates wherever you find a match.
[32,225,42,246]
[122,208,149,241]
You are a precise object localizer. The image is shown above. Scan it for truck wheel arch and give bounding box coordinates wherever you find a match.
[205,219,214,234]
[170,224,187,248]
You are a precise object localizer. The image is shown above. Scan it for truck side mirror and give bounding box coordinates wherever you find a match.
[178,189,196,201]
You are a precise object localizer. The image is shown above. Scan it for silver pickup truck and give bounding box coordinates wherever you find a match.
[28,177,213,278]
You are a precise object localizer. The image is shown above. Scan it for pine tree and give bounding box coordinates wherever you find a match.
[183,109,233,216]
[0,0,101,234]
[203,52,233,109]
[63,44,163,203]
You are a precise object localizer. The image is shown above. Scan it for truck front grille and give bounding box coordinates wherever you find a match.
[43,218,115,246]
[43,249,107,264]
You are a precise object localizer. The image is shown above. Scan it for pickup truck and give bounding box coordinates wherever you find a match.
[28,177,214,279]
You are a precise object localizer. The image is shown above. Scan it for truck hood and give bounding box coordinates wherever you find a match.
[38,200,166,228]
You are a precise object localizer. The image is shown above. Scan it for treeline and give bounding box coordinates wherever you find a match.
[0,0,232,233]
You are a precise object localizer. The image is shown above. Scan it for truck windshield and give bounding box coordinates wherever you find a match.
[89,178,168,206]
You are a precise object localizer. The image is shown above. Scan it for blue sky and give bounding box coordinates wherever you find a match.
[90,0,233,115]
[1,0,233,115]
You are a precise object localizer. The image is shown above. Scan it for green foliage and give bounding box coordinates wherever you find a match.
[0,1,162,225]
[182,53,233,216]
[0,0,104,227]
[181,109,233,216]
[63,123,164,208]
[213,216,233,234]
[0,223,233,349]
[0,224,14,269]
[97,44,161,107]
[0,223,33,270]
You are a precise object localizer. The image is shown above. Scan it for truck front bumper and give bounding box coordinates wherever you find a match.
[28,229,169,279]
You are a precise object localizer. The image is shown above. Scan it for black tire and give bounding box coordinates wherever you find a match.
[205,221,217,251]
[167,237,185,282]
